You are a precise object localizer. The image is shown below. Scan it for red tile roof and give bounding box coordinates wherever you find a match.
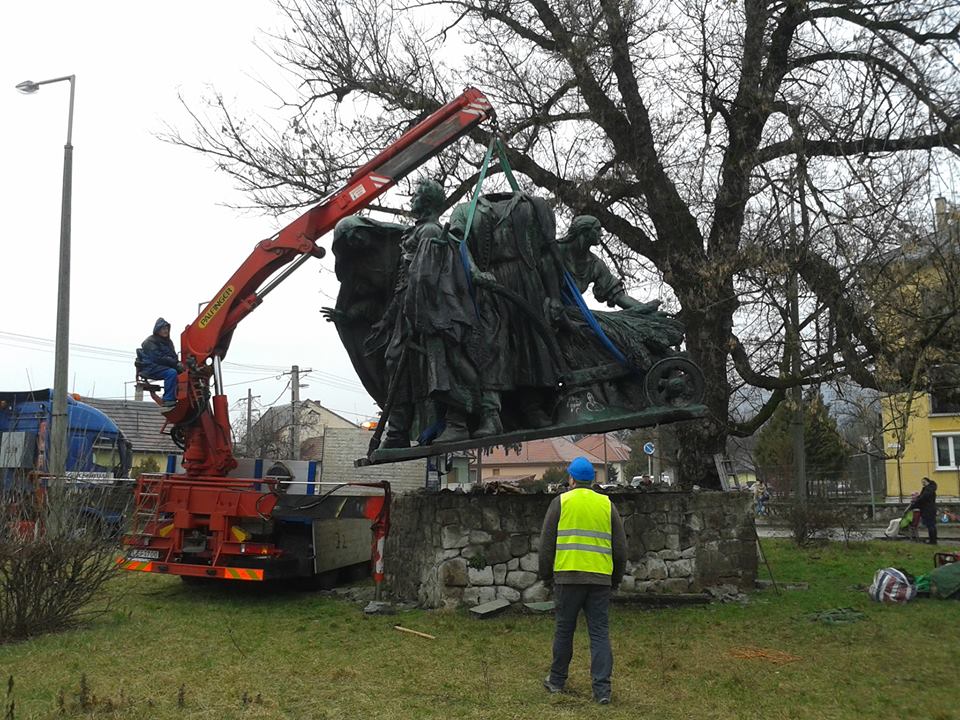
[483,437,604,466]
[574,434,631,462]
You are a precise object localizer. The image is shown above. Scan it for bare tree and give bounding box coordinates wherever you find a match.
[167,0,960,486]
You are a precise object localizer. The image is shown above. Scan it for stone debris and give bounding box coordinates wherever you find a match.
[328,585,377,603]
[363,601,396,615]
[705,584,750,604]
[755,579,808,591]
[469,598,511,618]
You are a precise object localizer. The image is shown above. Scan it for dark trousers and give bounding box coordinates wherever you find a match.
[922,516,938,544]
[143,364,178,402]
[549,583,613,699]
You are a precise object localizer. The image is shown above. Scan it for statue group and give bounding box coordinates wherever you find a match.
[326,179,703,453]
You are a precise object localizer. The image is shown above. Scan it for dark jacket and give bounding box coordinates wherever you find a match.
[908,480,938,522]
[539,488,627,587]
[140,318,178,369]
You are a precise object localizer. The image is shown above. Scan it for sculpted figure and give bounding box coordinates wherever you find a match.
[449,192,564,429]
[323,216,405,402]
[370,179,501,447]
[555,216,687,408]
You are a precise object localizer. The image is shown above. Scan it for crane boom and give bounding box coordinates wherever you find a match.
[163,88,493,477]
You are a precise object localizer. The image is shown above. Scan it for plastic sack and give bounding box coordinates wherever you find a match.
[868,567,916,603]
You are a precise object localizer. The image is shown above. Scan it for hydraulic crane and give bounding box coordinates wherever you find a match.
[121,89,494,583]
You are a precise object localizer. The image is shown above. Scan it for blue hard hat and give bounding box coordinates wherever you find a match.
[568,456,595,482]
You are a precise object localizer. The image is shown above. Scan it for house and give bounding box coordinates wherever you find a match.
[879,197,960,501]
[478,437,607,484]
[80,397,179,474]
[882,389,960,501]
[319,426,428,493]
[574,434,630,483]
[247,400,357,460]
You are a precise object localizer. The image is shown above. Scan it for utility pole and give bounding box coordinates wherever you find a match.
[603,432,608,484]
[246,388,260,457]
[291,365,300,460]
[283,365,312,460]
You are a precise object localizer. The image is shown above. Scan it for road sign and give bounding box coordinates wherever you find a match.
[643,442,655,456]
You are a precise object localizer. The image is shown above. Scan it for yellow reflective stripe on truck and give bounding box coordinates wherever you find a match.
[118,560,154,573]
[224,567,264,581]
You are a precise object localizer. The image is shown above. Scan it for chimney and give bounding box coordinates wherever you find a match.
[935,197,947,232]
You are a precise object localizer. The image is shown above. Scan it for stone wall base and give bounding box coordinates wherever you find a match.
[385,491,757,609]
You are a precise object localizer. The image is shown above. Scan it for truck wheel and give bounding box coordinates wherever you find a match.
[297,569,338,591]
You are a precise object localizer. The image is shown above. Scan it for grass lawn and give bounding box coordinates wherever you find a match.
[1,540,958,720]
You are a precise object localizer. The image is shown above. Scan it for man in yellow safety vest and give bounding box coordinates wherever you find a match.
[539,456,626,704]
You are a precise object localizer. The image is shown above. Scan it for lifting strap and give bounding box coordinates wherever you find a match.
[456,138,635,373]
[458,138,520,317]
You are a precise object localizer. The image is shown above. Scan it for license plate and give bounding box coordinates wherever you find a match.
[127,549,160,560]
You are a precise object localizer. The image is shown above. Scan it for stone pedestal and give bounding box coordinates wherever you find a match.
[384,491,756,608]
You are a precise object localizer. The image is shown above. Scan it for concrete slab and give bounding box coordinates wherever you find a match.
[523,601,555,613]
[469,598,511,618]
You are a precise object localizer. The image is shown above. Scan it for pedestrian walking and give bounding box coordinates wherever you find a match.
[539,456,627,704]
[907,477,938,544]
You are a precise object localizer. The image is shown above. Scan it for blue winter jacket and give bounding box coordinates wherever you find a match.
[140,317,178,369]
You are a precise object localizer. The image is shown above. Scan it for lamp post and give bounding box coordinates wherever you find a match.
[16,75,76,478]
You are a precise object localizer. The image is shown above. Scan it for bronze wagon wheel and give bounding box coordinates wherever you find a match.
[644,357,705,408]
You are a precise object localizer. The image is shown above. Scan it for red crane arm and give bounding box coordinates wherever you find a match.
[181,88,493,363]
[166,88,494,477]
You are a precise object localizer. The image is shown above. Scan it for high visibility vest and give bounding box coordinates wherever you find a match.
[554,487,613,575]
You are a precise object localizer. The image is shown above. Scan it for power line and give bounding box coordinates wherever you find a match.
[263,378,292,408]
[0,329,290,373]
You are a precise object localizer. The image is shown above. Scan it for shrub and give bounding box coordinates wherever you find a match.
[773,498,867,547]
[0,477,124,642]
[774,499,836,547]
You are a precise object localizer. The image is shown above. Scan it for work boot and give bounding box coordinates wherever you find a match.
[435,411,470,444]
[472,412,503,439]
[542,676,563,694]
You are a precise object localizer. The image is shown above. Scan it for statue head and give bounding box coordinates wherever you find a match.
[561,215,601,252]
[410,178,445,219]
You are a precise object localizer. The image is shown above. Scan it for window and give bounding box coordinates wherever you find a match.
[930,389,960,415]
[934,435,960,469]
[492,468,500,477]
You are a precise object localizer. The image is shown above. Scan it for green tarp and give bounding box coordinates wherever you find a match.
[929,562,960,599]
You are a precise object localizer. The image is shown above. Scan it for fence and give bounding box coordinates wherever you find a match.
[757,454,886,500]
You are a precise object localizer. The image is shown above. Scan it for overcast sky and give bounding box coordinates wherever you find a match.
[1,2,380,426]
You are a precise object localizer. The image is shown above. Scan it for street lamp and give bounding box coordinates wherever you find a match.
[16,74,76,478]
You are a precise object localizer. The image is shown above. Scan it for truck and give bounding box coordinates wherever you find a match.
[120,88,495,585]
[0,389,133,535]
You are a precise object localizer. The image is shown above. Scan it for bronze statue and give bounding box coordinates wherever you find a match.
[366,179,501,447]
[328,185,705,461]
[449,192,564,430]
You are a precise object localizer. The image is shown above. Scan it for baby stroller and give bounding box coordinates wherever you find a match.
[883,509,922,541]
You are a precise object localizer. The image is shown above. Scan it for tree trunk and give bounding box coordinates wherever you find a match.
[673,304,732,489]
